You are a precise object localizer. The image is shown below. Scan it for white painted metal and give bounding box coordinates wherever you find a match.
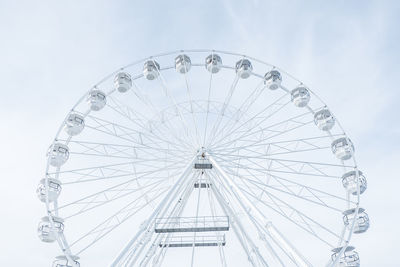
[114,72,132,93]
[235,58,253,79]
[38,216,64,243]
[205,53,222,73]
[175,54,192,74]
[291,86,311,107]
[64,113,85,136]
[87,89,106,111]
[47,143,69,167]
[37,178,61,202]
[143,60,160,80]
[332,137,354,160]
[39,50,366,266]
[343,208,370,234]
[342,170,367,195]
[209,155,312,267]
[264,70,282,90]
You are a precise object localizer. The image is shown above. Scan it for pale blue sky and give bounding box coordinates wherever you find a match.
[0,0,399,266]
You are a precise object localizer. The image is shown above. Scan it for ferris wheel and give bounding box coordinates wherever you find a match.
[37,49,369,267]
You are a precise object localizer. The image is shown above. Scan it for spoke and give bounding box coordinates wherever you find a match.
[83,114,188,153]
[206,74,239,147]
[55,165,182,213]
[107,95,194,151]
[129,78,195,149]
[209,155,313,267]
[208,79,265,146]
[49,158,186,184]
[71,185,170,255]
[110,157,196,266]
[239,185,338,248]
[212,108,313,151]
[208,172,269,267]
[212,134,340,155]
[212,153,342,179]
[209,93,291,148]
[63,177,169,220]
[64,139,190,160]
[154,61,199,148]
[183,66,201,147]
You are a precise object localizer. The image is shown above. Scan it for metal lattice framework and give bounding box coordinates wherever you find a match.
[38,50,368,267]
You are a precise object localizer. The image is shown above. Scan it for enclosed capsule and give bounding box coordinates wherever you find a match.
[175,54,191,74]
[205,54,222,73]
[331,246,360,267]
[37,178,62,203]
[235,59,253,79]
[87,89,106,111]
[291,86,310,107]
[64,113,85,136]
[264,70,282,90]
[143,60,160,80]
[37,216,64,243]
[343,208,370,234]
[314,109,335,131]
[48,143,69,167]
[114,72,132,93]
[331,137,354,160]
[342,170,367,195]
[53,255,80,267]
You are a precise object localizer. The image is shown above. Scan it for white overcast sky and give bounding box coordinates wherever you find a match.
[0,0,399,266]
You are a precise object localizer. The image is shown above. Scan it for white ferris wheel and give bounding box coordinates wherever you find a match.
[37,49,369,267]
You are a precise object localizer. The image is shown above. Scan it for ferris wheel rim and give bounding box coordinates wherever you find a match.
[41,49,364,267]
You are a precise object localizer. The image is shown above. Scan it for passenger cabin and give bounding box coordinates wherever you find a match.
[48,143,69,167]
[331,246,360,267]
[205,54,222,73]
[64,113,85,136]
[264,70,282,90]
[332,137,354,160]
[291,86,310,107]
[343,208,370,234]
[114,72,132,93]
[342,170,367,195]
[37,178,62,203]
[235,59,253,79]
[37,216,64,243]
[87,89,106,111]
[314,109,335,131]
[175,54,191,74]
[143,60,160,80]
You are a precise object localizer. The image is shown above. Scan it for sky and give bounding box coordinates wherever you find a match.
[0,0,399,266]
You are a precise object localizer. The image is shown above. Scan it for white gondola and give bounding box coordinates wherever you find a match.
[235,59,253,79]
[331,137,354,160]
[205,54,222,73]
[87,89,106,111]
[53,255,80,267]
[37,178,62,202]
[175,54,191,74]
[342,170,367,195]
[314,109,335,131]
[143,60,160,80]
[264,70,282,90]
[343,208,370,234]
[48,143,69,167]
[64,113,85,136]
[37,216,64,243]
[291,86,310,107]
[331,246,360,267]
[114,72,132,93]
